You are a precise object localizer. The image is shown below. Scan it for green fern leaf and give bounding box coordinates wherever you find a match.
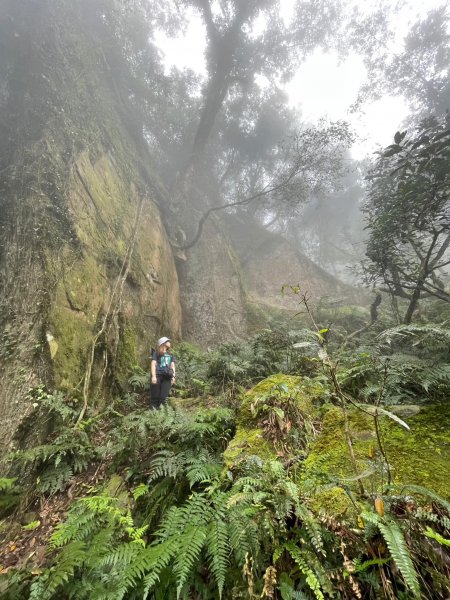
[361,512,420,598]
[206,517,230,598]
[29,540,86,600]
[377,518,420,598]
[284,542,324,600]
[173,525,207,598]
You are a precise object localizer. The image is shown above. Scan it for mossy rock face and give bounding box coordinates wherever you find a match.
[316,303,370,332]
[303,402,450,515]
[48,150,181,393]
[104,474,130,511]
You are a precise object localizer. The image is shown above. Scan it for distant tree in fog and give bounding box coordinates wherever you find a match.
[358,5,450,117]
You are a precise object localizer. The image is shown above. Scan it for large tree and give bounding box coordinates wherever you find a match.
[362,115,450,323]
[151,0,381,247]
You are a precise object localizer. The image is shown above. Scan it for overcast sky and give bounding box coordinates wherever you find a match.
[154,0,444,159]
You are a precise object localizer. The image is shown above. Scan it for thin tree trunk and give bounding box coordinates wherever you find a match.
[403,286,421,324]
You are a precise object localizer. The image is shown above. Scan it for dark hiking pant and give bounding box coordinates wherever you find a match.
[150,377,171,409]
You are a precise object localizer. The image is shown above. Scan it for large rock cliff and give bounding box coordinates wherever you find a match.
[0,1,181,456]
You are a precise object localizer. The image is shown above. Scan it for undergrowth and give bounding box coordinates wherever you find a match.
[0,322,449,599]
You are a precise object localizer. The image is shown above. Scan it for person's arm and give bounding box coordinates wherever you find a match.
[150,358,157,384]
[171,357,176,383]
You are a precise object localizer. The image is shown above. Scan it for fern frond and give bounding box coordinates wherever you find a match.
[174,525,208,598]
[283,542,325,600]
[138,540,179,594]
[295,503,325,556]
[38,463,73,493]
[96,541,140,569]
[206,517,230,598]
[378,324,450,346]
[362,511,420,598]
[29,540,86,600]
[395,484,450,513]
[424,526,450,547]
[148,450,185,482]
[378,518,420,598]
[228,512,259,560]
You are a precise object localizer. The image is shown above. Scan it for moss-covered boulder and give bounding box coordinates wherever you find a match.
[224,374,328,469]
[237,374,327,427]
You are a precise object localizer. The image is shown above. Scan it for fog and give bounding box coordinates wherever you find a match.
[1,0,449,304]
[147,0,449,286]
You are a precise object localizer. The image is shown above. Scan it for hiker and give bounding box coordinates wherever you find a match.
[149,336,176,409]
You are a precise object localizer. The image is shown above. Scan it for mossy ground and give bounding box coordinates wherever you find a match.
[225,375,450,515]
[303,401,450,514]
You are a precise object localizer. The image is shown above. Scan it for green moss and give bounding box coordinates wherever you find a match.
[48,148,171,396]
[224,374,327,472]
[308,487,357,517]
[316,302,370,332]
[244,301,270,332]
[303,402,450,515]
[223,427,276,469]
[115,325,138,386]
[238,374,325,427]
[244,301,300,333]
[383,404,450,497]
[50,250,106,390]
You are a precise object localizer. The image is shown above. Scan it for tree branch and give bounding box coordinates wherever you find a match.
[181,162,301,249]
[429,232,450,269]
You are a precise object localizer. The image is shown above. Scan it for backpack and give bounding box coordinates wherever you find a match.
[160,364,174,380]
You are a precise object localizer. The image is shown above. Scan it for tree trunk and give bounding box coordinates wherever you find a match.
[403,287,422,324]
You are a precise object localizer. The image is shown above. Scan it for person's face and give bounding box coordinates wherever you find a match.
[165,343,171,352]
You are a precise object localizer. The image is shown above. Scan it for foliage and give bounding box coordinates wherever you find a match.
[128,366,150,392]
[339,323,450,405]
[0,478,21,517]
[3,319,450,599]
[7,389,98,494]
[362,115,450,323]
[172,342,211,398]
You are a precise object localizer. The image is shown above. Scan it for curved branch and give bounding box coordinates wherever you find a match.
[182,166,299,250]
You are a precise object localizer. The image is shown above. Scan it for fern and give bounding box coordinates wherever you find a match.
[174,525,208,597]
[283,542,325,600]
[294,503,325,557]
[394,484,450,513]
[205,492,230,598]
[37,463,73,493]
[424,526,450,547]
[128,367,150,391]
[362,511,421,598]
[29,540,86,600]
[378,324,450,347]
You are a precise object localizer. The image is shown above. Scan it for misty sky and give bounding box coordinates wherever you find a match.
[154,0,444,159]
